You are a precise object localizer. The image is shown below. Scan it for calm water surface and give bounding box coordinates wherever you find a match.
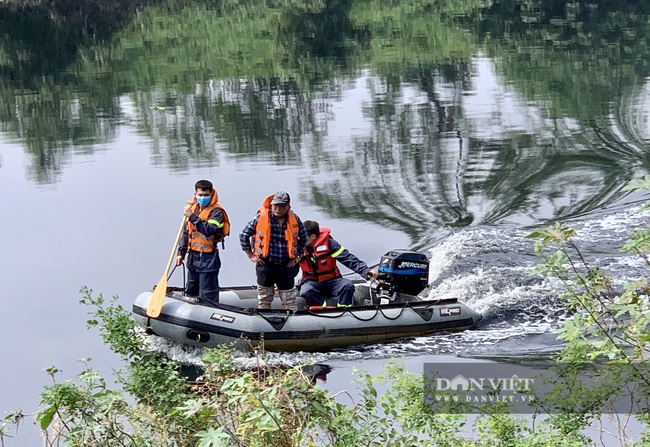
[2,0,650,444]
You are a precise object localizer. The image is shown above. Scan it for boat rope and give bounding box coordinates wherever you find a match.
[380,305,409,320]
[304,308,363,319]
[323,307,379,322]
[303,303,418,321]
[347,307,382,321]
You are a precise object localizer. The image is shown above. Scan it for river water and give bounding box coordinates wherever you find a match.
[2,0,650,445]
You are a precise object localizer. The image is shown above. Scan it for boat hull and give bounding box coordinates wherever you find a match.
[132,284,481,352]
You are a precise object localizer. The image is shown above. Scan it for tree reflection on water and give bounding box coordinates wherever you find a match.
[1,0,649,244]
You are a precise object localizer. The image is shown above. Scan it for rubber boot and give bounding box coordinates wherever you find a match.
[257,285,275,309]
[278,287,298,311]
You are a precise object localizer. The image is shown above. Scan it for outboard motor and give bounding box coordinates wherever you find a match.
[374,249,429,298]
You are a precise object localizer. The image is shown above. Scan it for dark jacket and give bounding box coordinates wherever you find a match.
[178,207,224,272]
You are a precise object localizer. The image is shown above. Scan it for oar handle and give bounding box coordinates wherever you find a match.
[164,216,188,279]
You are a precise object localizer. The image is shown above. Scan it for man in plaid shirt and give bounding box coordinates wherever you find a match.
[240,191,307,310]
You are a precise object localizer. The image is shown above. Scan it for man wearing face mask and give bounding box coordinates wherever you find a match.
[175,179,230,305]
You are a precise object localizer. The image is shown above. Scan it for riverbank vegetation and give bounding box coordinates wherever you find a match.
[3,182,650,445]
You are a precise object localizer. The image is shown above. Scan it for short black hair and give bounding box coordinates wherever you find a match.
[195,179,213,192]
[303,220,320,236]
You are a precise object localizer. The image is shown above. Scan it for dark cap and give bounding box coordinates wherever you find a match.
[270,191,290,205]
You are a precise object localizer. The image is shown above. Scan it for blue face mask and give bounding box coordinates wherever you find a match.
[196,195,211,207]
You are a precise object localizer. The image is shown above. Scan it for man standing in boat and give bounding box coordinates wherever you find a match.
[239,191,308,311]
[175,180,230,306]
[298,220,375,307]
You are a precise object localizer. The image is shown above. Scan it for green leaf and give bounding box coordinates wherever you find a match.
[36,405,57,430]
[622,175,650,192]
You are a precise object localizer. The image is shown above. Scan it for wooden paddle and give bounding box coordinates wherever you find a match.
[146,216,188,318]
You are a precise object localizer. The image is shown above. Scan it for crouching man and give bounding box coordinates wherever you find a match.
[298,220,375,307]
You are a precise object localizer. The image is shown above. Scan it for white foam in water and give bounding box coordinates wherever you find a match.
[144,335,205,366]
[433,268,564,316]
[574,206,649,246]
[143,331,334,369]
[427,228,524,283]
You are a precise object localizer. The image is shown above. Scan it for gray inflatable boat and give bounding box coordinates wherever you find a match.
[132,250,482,352]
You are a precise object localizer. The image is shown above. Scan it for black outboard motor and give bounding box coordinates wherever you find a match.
[375,249,429,297]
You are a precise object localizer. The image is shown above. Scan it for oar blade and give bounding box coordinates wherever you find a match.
[146,277,168,317]
[146,216,187,318]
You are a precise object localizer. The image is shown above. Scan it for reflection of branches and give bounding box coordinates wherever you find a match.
[301,70,643,249]
[302,70,474,248]
[0,0,150,183]
[139,79,322,168]
[0,0,146,85]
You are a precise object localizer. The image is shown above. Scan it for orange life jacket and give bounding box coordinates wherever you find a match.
[187,190,230,253]
[299,227,341,282]
[253,194,300,259]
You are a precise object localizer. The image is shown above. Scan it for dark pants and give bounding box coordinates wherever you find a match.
[185,250,221,305]
[186,270,219,305]
[298,276,355,306]
[256,261,299,291]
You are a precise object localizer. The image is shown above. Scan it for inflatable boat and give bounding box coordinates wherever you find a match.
[132,250,482,352]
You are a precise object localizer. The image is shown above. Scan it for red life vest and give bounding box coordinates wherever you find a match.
[187,190,230,253]
[299,227,341,282]
[253,194,300,259]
